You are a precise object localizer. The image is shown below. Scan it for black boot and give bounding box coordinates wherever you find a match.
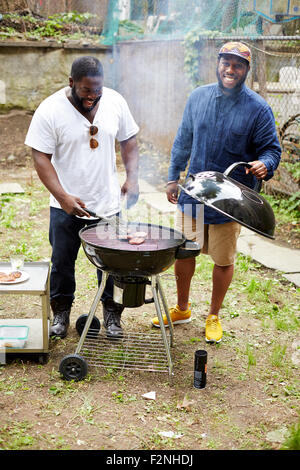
[103,298,124,339]
[50,297,73,338]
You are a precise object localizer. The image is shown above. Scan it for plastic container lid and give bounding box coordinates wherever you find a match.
[0,325,29,348]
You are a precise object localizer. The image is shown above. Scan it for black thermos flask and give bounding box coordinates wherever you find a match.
[194,350,207,389]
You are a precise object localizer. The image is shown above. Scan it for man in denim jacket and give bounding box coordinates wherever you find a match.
[151,42,281,343]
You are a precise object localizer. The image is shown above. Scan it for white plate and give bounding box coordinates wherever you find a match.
[0,270,30,285]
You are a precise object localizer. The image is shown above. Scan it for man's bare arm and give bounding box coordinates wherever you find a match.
[32,148,89,216]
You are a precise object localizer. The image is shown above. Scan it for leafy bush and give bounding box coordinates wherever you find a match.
[0,11,100,42]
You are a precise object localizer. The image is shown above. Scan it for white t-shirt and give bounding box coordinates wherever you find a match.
[25,86,139,217]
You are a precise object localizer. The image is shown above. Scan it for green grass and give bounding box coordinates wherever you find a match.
[270,344,287,368]
[281,419,300,450]
[0,421,35,450]
[0,168,299,451]
[0,183,50,261]
[263,191,300,224]
[245,344,257,368]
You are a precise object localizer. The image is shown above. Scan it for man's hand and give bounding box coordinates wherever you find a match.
[59,194,89,217]
[245,161,268,179]
[121,179,139,209]
[120,136,139,209]
[166,182,178,204]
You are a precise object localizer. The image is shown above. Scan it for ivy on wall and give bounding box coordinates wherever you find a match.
[183,27,222,90]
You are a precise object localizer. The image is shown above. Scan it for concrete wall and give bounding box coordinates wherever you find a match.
[0,39,191,153]
[0,43,113,111]
[0,39,297,154]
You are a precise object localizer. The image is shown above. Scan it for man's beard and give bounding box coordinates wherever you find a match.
[71,86,101,112]
[216,68,248,96]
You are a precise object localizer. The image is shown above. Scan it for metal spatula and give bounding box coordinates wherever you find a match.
[84,209,129,237]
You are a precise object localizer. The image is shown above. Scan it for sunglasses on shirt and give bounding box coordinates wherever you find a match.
[89,125,99,149]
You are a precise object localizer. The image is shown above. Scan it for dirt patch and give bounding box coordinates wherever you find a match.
[0,110,299,451]
[0,111,33,168]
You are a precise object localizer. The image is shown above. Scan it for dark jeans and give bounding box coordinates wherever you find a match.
[49,207,114,304]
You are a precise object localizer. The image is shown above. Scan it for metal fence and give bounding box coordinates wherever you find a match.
[105,1,300,158]
[247,38,300,161]
[116,36,300,159]
[1,1,299,160]
[192,37,300,159]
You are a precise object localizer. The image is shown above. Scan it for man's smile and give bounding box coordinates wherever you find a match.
[222,75,237,86]
[84,99,96,108]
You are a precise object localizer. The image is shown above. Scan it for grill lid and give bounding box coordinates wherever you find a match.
[179,162,275,239]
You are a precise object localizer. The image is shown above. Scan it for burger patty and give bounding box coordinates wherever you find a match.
[0,271,22,282]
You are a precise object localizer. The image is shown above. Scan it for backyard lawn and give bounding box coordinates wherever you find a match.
[0,159,299,451]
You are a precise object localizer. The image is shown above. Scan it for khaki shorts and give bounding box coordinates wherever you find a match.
[175,208,241,266]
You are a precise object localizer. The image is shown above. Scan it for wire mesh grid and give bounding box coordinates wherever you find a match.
[79,329,172,374]
[195,37,300,130]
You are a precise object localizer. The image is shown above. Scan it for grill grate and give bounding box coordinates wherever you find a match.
[80,329,172,373]
[80,223,184,251]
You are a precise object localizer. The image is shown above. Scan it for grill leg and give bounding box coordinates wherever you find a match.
[75,271,108,355]
[156,275,174,347]
[151,276,173,377]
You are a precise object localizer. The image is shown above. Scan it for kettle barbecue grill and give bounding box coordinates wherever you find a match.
[59,222,201,381]
[58,162,276,381]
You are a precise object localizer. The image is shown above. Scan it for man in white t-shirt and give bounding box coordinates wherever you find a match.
[25,56,140,339]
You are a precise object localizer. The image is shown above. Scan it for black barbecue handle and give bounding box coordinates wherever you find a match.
[84,208,100,219]
[176,240,201,260]
[223,161,262,193]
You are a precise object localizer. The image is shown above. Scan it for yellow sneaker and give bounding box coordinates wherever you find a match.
[151,303,191,328]
[205,314,222,343]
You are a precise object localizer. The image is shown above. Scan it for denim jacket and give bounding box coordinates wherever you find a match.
[168,83,281,224]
